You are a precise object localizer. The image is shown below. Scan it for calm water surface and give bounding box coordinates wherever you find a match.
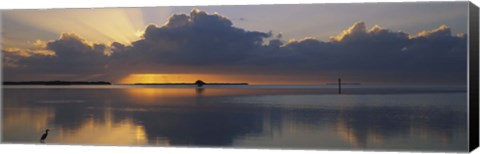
[2,85,468,152]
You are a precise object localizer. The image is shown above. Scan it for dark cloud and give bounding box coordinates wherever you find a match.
[111,9,271,68]
[2,10,468,84]
[252,22,467,83]
[3,33,108,80]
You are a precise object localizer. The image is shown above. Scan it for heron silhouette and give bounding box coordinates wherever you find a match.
[40,129,49,143]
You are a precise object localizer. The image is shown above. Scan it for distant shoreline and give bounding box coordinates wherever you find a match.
[134,83,249,85]
[2,81,249,86]
[3,81,111,85]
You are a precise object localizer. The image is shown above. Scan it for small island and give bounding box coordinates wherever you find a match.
[3,81,112,85]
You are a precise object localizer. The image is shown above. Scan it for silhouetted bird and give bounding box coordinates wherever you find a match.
[40,129,49,142]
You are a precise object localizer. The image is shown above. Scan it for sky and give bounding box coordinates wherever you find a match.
[1,2,470,85]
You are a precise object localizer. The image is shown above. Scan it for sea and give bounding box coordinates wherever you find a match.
[1,85,468,152]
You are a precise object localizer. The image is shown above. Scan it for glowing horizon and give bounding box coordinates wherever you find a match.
[118,73,333,85]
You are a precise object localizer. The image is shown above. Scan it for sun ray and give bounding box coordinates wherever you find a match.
[3,8,146,45]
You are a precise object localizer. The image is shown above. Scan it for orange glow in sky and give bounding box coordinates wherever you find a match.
[119,73,228,84]
[118,73,329,85]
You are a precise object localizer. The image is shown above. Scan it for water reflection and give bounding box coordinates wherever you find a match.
[2,108,54,142]
[2,87,468,151]
[333,106,466,149]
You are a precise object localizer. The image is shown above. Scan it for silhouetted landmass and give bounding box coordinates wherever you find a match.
[3,81,111,85]
[195,80,206,87]
[134,83,248,85]
[135,80,247,86]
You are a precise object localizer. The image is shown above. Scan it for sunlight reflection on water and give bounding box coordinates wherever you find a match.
[2,86,468,152]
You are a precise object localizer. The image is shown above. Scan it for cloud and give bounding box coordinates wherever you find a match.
[111,9,271,67]
[2,48,55,58]
[3,33,109,80]
[2,10,468,84]
[268,22,466,83]
[414,25,452,38]
[330,21,369,42]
